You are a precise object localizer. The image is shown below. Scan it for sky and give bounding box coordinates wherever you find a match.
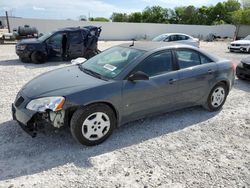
[0,0,225,20]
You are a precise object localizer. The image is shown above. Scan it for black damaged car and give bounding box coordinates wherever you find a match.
[236,57,250,80]
[16,26,101,64]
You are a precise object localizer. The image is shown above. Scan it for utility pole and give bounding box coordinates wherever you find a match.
[5,11,10,33]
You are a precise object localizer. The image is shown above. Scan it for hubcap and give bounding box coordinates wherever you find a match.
[211,87,225,108]
[82,112,110,141]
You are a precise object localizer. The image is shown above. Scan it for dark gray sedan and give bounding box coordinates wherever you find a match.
[12,42,235,145]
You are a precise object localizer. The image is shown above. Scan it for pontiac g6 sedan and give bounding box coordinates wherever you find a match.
[12,42,235,146]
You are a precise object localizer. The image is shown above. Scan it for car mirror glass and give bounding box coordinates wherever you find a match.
[128,71,149,81]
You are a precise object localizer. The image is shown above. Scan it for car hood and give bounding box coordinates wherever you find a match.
[231,40,250,45]
[241,57,250,65]
[21,65,107,98]
[18,38,41,45]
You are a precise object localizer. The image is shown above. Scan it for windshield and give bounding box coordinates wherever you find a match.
[81,46,145,79]
[37,32,54,42]
[244,35,250,40]
[152,34,168,41]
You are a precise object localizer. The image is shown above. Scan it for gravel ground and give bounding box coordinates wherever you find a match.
[0,41,249,188]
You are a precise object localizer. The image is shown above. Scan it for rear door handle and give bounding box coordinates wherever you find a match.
[169,78,177,84]
[207,69,214,74]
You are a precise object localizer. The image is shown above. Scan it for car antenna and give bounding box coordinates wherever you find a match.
[129,39,135,47]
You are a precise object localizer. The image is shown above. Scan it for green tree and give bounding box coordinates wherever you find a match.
[142,6,169,23]
[128,12,142,23]
[232,8,250,24]
[89,17,109,22]
[224,0,241,12]
[111,13,128,22]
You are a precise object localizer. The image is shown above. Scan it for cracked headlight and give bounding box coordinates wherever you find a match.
[26,97,65,112]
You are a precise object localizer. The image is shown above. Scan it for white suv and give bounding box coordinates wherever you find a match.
[228,35,250,53]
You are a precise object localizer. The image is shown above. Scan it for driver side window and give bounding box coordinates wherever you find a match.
[133,51,173,77]
[48,33,63,45]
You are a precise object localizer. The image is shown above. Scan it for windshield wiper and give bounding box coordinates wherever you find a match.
[78,65,108,80]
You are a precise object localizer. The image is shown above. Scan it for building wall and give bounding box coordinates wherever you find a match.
[4,17,237,40]
[236,25,250,39]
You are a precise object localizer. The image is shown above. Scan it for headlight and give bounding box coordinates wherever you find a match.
[26,96,65,112]
[18,45,27,50]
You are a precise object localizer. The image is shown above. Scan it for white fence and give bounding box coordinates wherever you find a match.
[1,17,236,40]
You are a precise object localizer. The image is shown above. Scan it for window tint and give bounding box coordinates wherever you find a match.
[82,46,145,79]
[169,35,177,41]
[69,31,82,44]
[177,35,189,40]
[176,50,201,69]
[200,54,213,64]
[133,51,173,77]
[49,33,62,45]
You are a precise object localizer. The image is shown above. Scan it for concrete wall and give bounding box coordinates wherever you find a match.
[236,25,250,39]
[1,17,237,40]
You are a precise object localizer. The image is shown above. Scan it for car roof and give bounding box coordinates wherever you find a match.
[118,41,196,52]
[57,27,88,32]
[159,33,192,37]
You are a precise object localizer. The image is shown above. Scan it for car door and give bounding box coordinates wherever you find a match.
[174,48,217,106]
[67,31,84,58]
[46,32,63,57]
[121,50,179,121]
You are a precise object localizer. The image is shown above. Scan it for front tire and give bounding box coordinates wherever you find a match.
[204,83,228,111]
[19,57,31,63]
[31,51,47,64]
[70,104,116,146]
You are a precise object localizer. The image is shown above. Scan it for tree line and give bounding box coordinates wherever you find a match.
[90,0,250,25]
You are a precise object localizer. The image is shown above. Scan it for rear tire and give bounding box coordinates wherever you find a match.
[70,104,116,146]
[204,83,228,111]
[31,51,47,64]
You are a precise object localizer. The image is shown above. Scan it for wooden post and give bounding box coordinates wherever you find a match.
[5,11,10,33]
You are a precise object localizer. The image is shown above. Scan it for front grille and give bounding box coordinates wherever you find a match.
[15,96,24,107]
[231,44,240,47]
[243,63,250,69]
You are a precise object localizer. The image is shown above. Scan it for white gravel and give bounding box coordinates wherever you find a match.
[0,41,249,188]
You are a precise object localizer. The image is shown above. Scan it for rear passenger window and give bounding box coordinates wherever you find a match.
[176,50,201,69]
[177,35,189,40]
[200,54,213,64]
[69,31,82,44]
[133,51,173,77]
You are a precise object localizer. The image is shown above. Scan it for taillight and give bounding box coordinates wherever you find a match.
[231,61,238,72]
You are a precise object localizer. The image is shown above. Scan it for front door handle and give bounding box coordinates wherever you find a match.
[169,78,177,84]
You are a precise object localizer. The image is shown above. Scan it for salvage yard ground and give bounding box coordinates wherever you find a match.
[0,41,249,188]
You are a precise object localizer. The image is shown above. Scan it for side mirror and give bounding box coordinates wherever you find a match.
[128,71,149,81]
[71,57,87,65]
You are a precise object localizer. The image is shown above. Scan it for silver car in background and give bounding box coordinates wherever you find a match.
[228,35,250,53]
[153,33,200,48]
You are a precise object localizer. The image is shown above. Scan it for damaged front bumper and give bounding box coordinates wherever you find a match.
[12,102,66,137]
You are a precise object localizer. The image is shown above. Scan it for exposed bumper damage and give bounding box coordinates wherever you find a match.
[12,103,66,137]
[236,66,250,80]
